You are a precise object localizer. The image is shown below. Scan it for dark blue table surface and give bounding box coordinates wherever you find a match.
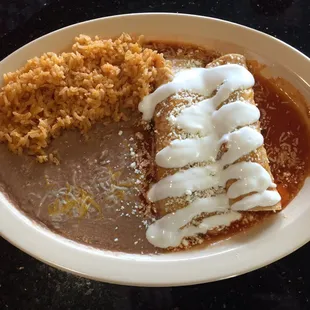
[0,0,310,309]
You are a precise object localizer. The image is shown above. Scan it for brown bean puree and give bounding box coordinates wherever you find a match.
[1,43,309,254]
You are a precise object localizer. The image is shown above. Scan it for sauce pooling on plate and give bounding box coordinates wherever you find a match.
[254,73,310,206]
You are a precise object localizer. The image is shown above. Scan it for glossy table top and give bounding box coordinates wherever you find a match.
[0,0,310,309]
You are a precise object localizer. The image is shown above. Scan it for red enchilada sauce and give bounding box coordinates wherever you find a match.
[254,74,310,207]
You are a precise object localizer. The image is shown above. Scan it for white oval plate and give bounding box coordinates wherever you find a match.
[0,13,310,287]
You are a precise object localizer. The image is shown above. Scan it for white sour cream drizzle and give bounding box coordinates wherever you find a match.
[138,64,281,248]
[146,195,241,248]
[147,165,221,202]
[155,136,218,169]
[212,101,260,137]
